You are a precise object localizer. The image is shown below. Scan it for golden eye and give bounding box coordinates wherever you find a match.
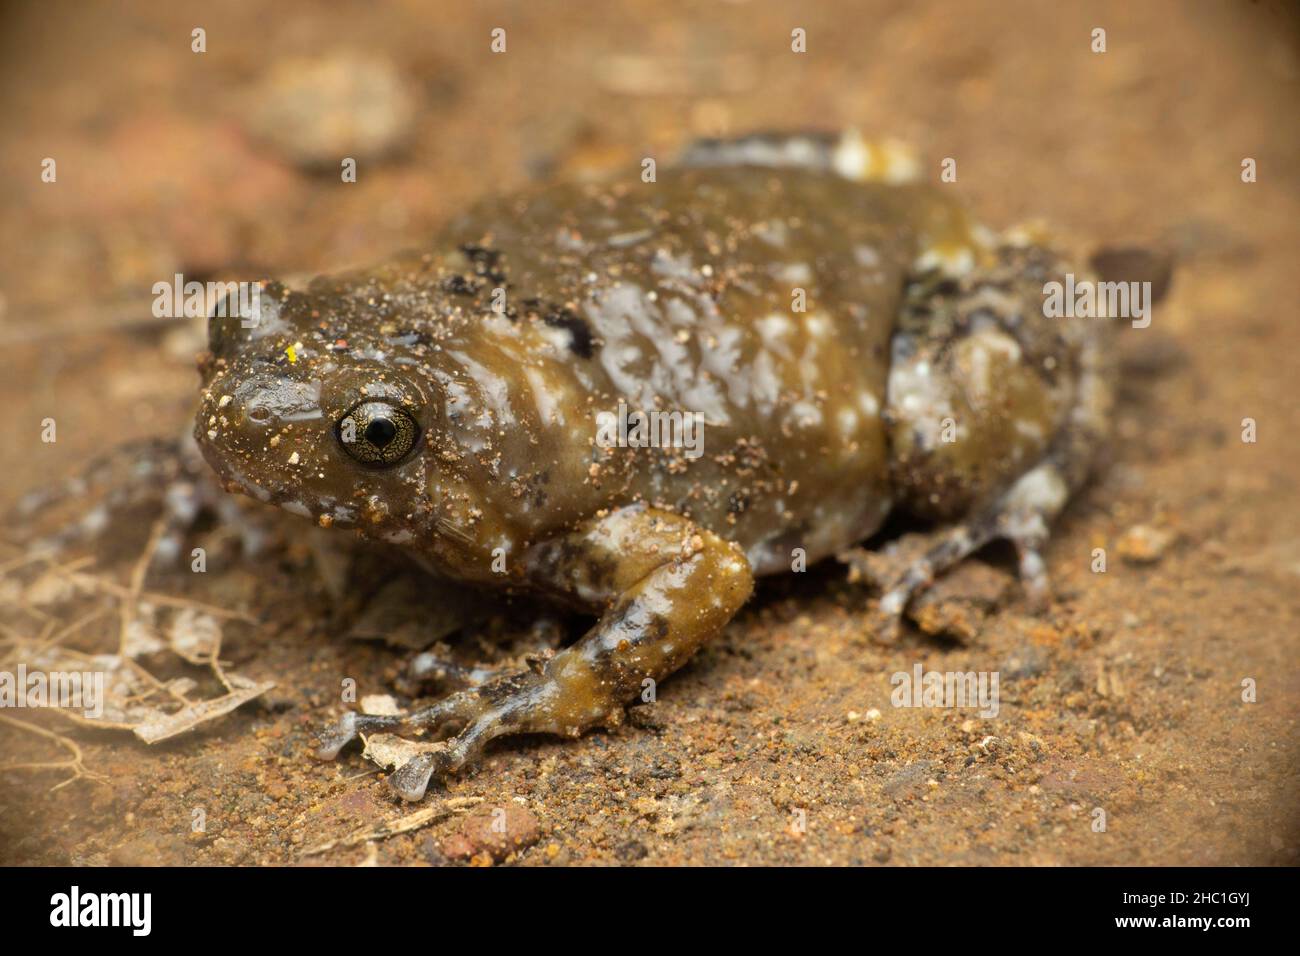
[337,401,419,467]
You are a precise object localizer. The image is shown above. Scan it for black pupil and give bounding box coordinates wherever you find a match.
[365,417,398,448]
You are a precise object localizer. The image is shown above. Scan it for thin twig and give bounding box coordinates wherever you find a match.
[18,551,257,623]
[56,567,257,622]
[118,517,169,658]
[0,712,111,792]
[300,797,485,857]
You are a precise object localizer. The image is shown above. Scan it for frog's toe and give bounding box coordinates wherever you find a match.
[316,712,404,760]
[878,559,936,618]
[865,601,906,644]
[315,727,352,761]
[1016,548,1051,611]
[386,720,495,800]
[389,751,449,802]
[1003,512,1052,611]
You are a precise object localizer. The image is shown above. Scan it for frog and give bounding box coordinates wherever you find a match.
[192,131,1119,801]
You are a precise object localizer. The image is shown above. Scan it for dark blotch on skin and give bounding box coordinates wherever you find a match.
[519,297,595,358]
[543,307,595,359]
[441,274,480,296]
[458,243,507,284]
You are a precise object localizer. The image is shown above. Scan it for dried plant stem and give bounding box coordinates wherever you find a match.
[0,712,110,792]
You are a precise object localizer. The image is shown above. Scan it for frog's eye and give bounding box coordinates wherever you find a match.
[336,401,420,467]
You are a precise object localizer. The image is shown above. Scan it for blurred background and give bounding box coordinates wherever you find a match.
[0,0,1297,865]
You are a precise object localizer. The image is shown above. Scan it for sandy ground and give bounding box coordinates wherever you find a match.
[1,0,1297,866]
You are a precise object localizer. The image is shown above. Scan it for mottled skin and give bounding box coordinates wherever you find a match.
[194,136,1115,800]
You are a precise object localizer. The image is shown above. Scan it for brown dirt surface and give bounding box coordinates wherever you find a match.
[1,0,1297,866]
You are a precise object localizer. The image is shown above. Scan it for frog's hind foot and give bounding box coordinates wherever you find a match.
[862,460,1072,640]
[393,636,558,696]
[869,228,1117,639]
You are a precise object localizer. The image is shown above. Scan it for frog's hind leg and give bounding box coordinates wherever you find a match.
[8,432,269,567]
[871,240,1117,635]
[8,437,182,550]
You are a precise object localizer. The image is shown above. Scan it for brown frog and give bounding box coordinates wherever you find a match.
[193,132,1119,800]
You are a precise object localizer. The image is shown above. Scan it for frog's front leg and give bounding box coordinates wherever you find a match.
[318,504,754,800]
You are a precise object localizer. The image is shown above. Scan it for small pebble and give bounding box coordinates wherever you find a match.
[1117,524,1175,564]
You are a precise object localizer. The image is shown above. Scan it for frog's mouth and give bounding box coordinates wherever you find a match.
[190,435,285,508]
[197,443,364,531]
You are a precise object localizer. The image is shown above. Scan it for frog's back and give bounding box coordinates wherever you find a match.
[399,166,978,574]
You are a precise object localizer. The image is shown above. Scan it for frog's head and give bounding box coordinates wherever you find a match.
[194,279,439,543]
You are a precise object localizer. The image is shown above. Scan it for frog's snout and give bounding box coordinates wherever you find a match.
[194,369,332,505]
[198,374,325,441]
